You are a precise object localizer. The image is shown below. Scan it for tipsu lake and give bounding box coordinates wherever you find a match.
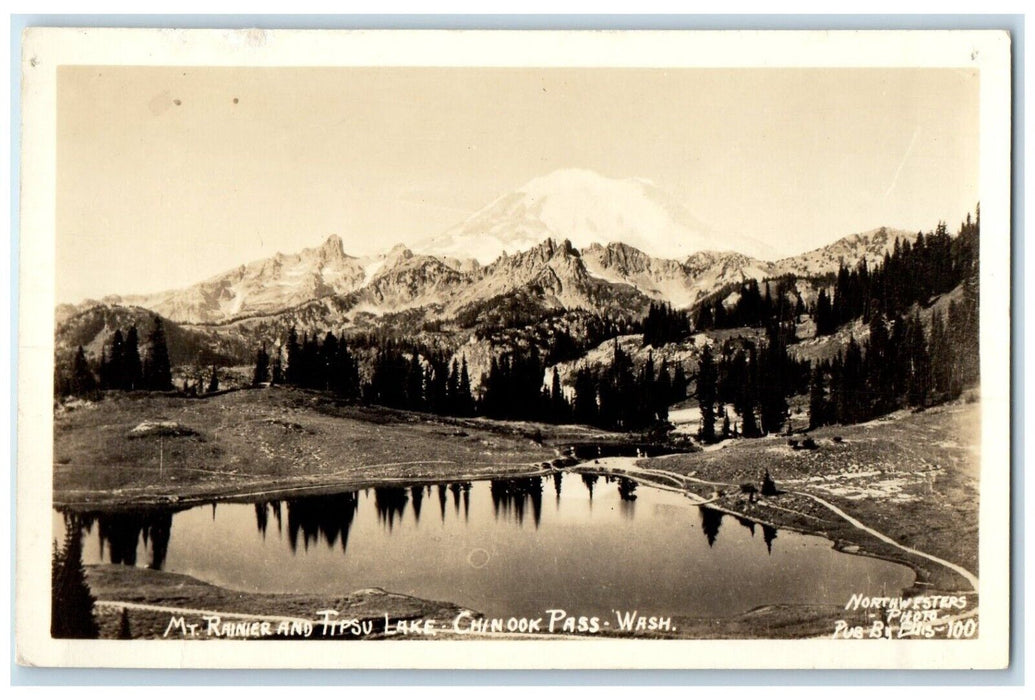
[55,473,914,620]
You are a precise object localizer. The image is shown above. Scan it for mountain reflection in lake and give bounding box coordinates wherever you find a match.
[56,475,915,620]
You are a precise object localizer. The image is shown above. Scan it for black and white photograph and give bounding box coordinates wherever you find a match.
[16,28,1012,669]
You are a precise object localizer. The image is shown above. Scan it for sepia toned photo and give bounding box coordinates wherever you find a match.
[17,28,1012,669]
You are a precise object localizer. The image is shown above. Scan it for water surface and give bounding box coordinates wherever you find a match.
[56,474,914,619]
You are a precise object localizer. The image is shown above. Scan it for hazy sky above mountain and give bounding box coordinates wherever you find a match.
[57,66,979,303]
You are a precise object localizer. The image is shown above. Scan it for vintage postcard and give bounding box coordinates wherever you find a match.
[16,28,1012,669]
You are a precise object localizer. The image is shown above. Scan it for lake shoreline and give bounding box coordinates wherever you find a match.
[54,388,980,639]
[84,564,900,641]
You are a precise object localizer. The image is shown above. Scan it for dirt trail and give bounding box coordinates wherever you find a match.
[588,457,979,593]
[790,491,979,592]
[95,600,311,625]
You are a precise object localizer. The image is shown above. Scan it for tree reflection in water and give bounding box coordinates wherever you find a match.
[437,484,448,522]
[581,473,599,501]
[617,477,638,501]
[254,500,285,538]
[736,515,756,537]
[699,507,723,548]
[76,509,175,570]
[410,486,424,523]
[374,487,409,530]
[762,523,778,555]
[490,477,544,528]
[285,492,359,553]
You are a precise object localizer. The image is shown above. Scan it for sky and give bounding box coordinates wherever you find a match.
[56,66,979,303]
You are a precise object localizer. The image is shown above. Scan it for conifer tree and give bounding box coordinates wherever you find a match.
[406,353,425,411]
[51,517,98,639]
[758,327,790,434]
[671,363,688,403]
[808,363,828,429]
[841,336,865,423]
[252,344,270,386]
[331,342,360,400]
[270,347,283,386]
[447,359,460,414]
[285,327,302,385]
[144,316,173,391]
[457,356,474,416]
[572,368,598,425]
[320,333,339,391]
[207,365,219,393]
[98,348,110,390]
[697,343,718,443]
[866,313,893,415]
[905,312,931,407]
[655,359,672,419]
[70,346,97,397]
[815,288,835,336]
[929,310,952,399]
[736,348,761,438]
[109,329,125,390]
[549,367,568,422]
[123,325,143,390]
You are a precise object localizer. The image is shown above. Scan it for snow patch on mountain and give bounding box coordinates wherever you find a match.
[64,165,921,329]
[415,168,770,264]
[103,234,370,324]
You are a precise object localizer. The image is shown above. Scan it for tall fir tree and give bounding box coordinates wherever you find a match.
[671,363,688,404]
[841,335,865,423]
[737,348,761,438]
[108,329,125,390]
[866,313,893,416]
[252,344,270,386]
[808,363,828,429]
[51,517,98,639]
[905,311,931,407]
[123,325,143,390]
[572,367,598,425]
[70,346,97,397]
[270,347,283,386]
[457,356,474,416]
[144,316,173,391]
[697,343,718,443]
[758,326,790,435]
[285,327,302,385]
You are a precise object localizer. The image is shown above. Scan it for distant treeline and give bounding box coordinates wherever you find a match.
[692,278,805,334]
[642,302,695,347]
[569,344,688,432]
[56,316,174,397]
[255,329,687,431]
[808,299,978,429]
[695,323,809,442]
[814,214,978,335]
[808,212,980,427]
[690,212,979,341]
[694,210,980,441]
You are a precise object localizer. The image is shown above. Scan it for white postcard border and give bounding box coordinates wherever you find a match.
[16,27,1013,670]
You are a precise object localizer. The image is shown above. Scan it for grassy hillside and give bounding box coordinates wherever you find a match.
[54,386,622,508]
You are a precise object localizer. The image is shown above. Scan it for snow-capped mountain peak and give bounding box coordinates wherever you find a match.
[414,168,768,264]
